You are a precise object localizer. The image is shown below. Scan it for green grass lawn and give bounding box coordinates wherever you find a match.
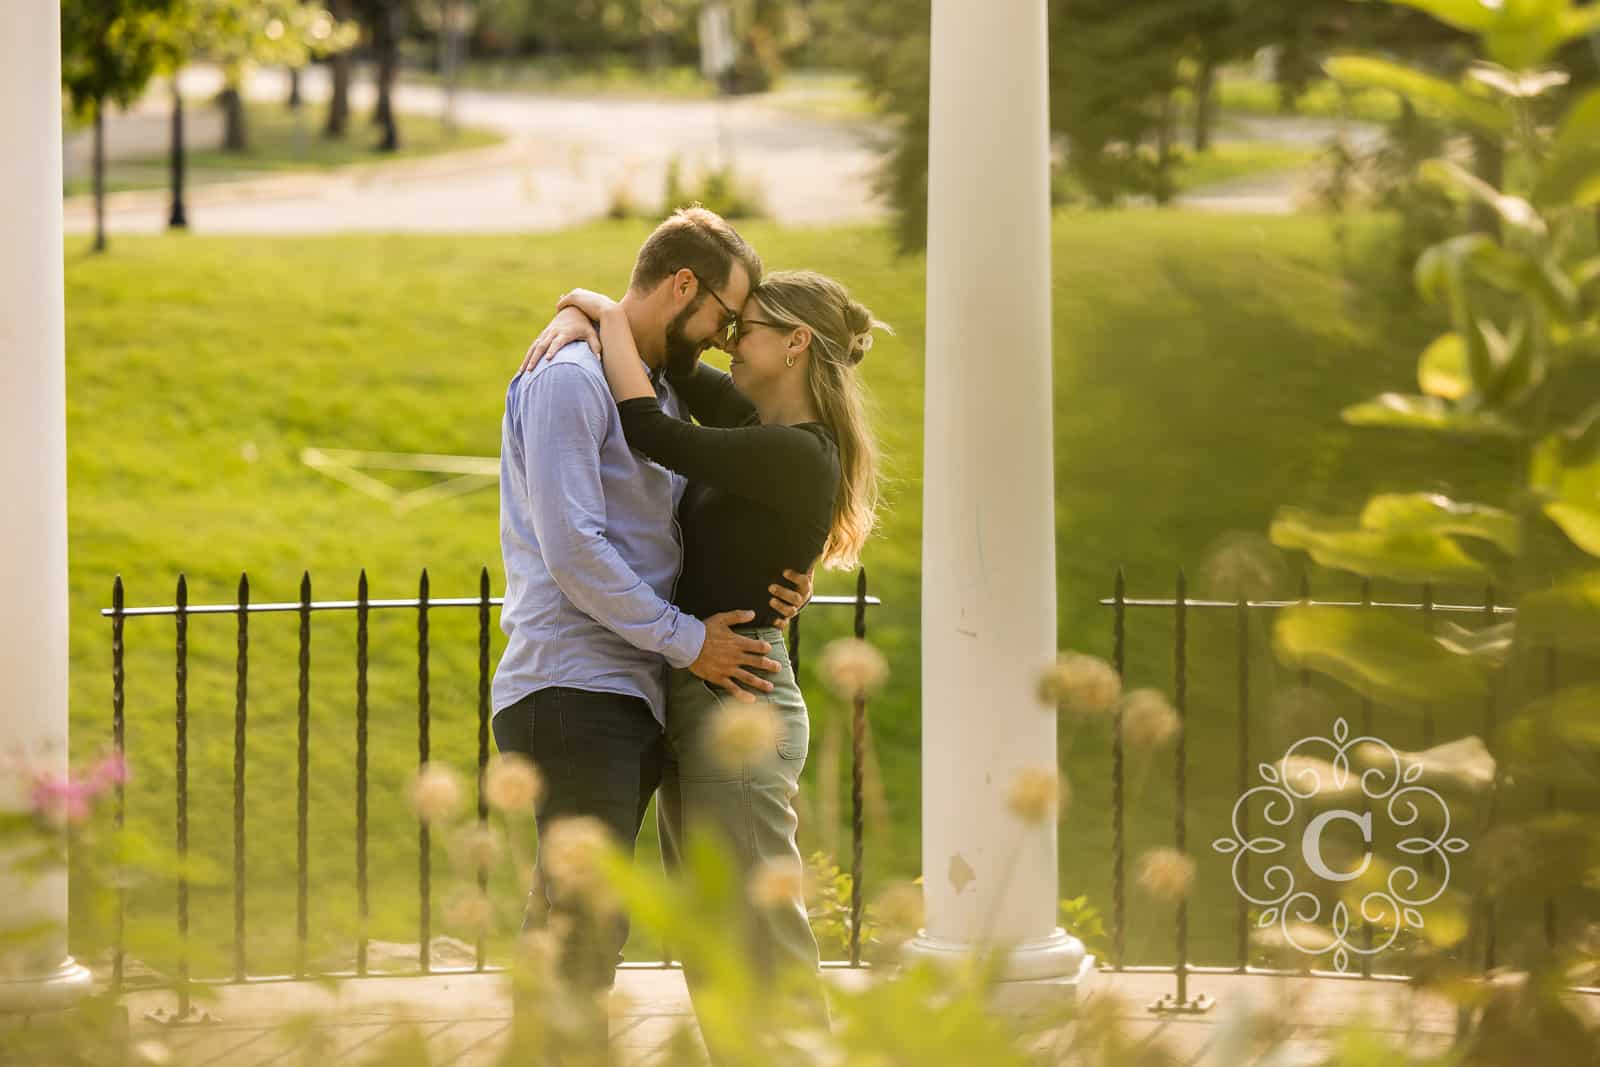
[1054,141,1322,204]
[1175,140,1320,188]
[1213,70,1401,124]
[65,213,1531,980]
[62,100,502,198]
[408,58,717,100]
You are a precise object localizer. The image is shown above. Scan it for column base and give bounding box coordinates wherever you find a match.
[902,926,1094,1008]
[0,956,95,1015]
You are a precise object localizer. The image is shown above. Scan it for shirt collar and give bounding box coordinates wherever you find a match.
[642,356,665,390]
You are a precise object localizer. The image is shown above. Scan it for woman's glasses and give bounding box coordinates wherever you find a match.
[683,269,794,349]
[730,318,788,345]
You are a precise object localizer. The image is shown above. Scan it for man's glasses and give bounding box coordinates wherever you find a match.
[688,269,742,346]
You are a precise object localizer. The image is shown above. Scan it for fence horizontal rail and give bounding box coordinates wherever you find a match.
[103,593,881,619]
[103,566,879,1018]
[1098,595,1515,615]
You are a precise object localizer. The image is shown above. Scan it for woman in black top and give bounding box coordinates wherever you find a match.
[525,270,885,1041]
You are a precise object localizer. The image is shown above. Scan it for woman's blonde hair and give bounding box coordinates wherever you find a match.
[750,270,888,571]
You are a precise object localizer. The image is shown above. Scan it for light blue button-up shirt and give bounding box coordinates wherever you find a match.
[492,342,707,724]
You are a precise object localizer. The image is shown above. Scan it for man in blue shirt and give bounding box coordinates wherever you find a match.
[492,209,805,1024]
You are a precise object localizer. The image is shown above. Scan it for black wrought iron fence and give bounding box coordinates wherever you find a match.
[101,567,879,1017]
[105,561,1593,1020]
[1101,569,1595,1015]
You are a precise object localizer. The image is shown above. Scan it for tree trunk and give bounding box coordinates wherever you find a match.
[441,0,461,136]
[168,82,188,229]
[1192,57,1217,153]
[1276,42,1301,114]
[288,66,302,110]
[372,3,401,152]
[92,98,106,253]
[644,0,669,70]
[325,0,352,138]
[1154,91,1177,205]
[220,84,248,152]
[1469,132,1505,237]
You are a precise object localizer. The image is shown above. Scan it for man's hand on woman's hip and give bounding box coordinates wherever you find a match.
[690,610,782,701]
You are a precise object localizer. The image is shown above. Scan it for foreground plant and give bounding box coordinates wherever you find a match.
[1261,0,1600,1060]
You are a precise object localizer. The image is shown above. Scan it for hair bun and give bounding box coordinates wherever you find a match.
[848,332,874,364]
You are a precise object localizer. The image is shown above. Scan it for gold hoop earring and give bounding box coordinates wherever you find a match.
[786,354,796,368]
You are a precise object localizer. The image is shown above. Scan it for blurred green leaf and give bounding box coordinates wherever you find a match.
[1560,403,1600,466]
[1480,0,1600,68]
[1534,89,1600,205]
[1482,315,1547,404]
[1574,255,1600,295]
[1530,431,1600,517]
[1558,5,1600,52]
[1417,236,1497,390]
[1058,894,1109,961]
[1464,240,1535,292]
[1519,570,1600,649]
[1416,234,1486,304]
[1274,606,1488,705]
[1545,501,1600,556]
[1529,257,1582,323]
[1532,433,1569,492]
[1420,158,1545,234]
[1342,393,1521,436]
[1499,684,1600,791]
[1325,56,1509,134]
[1272,508,1493,582]
[1386,0,1499,33]
[1473,819,1600,916]
[1360,492,1521,554]
[1418,333,1470,399]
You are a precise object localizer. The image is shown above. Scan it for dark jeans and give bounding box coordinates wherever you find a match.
[492,686,665,992]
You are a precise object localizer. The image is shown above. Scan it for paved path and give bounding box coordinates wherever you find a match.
[97,964,1501,1066]
[65,69,1385,232]
[64,66,885,235]
[63,103,224,184]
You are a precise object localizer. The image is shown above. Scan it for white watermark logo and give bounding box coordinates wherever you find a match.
[1211,717,1470,973]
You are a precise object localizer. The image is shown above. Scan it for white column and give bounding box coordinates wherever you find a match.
[0,0,95,1013]
[905,0,1090,991]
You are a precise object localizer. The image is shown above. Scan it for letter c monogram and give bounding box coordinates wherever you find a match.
[1302,809,1373,882]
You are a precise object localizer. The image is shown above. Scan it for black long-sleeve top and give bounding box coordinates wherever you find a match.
[615,362,839,628]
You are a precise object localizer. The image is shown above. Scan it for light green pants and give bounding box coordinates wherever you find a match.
[656,626,827,1043]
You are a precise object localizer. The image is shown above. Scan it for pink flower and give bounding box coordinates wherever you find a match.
[21,750,125,826]
[31,775,97,825]
[89,752,128,790]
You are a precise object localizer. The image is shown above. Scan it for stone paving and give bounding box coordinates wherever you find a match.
[103,964,1489,1066]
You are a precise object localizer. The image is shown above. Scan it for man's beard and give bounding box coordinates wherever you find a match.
[663,298,707,377]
